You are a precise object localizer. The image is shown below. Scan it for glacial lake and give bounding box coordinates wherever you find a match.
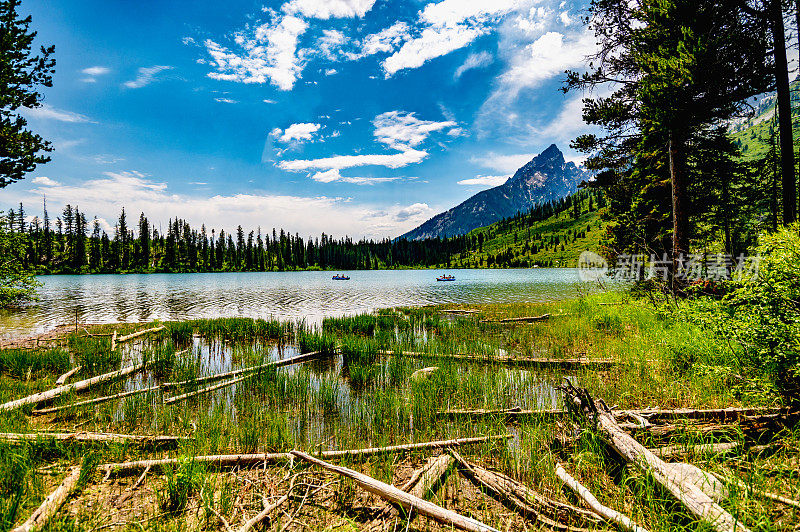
[0,268,593,339]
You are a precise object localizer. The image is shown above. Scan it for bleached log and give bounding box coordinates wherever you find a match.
[164,350,326,405]
[116,325,165,343]
[101,434,510,478]
[380,350,616,369]
[32,385,162,416]
[555,463,650,532]
[650,442,740,460]
[12,467,81,532]
[0,360,155,412]
[449,449,601,531]
[55,366,81,386]
[0,431,185,446]
[290,450,500,532]
[561,381,751,532]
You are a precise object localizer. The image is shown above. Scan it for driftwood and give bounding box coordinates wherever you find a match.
[291,450,500,532]
[110,330,117,351]
[101,434,510,478]
[116,325,165,343]
[561,381,751,532]
[380,350,616,369]
[449,449,601,532]
[162,350,323,389]
[650,442,740,460]
[12,467,81,532]
[32,385,162,416]
[555,463,649,532]
[54,366,82,386]
[369,454,456,530]
[0,431,185,446]
[238,474,298,532]
[164,350,327,405]
[440,309,481,314]
[437,406,790,423]
[482,314,551,323]
[0,360,155,412]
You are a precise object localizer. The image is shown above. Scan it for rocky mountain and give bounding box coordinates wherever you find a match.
[400,144,588,240]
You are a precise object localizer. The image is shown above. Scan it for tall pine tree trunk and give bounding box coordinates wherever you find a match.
[772,0,796,224]
[669,131,689,286]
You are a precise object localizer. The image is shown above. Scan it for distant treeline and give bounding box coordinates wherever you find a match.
[2,194,592,274]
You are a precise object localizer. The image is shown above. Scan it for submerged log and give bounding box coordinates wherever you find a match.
[32,385,162,416]
[449,449,601,532]
[561,381,751,532]
[0,431,185,446]
[12,467,81,532]
[164,350,328,405]
[380,350,616,369]
[54,366,81,386]
[555,463,649,532]
[0,360,155,412]
[101,434,510,478]
[116,325,165,343]
[290,450,500,532]
[162,350,323,389]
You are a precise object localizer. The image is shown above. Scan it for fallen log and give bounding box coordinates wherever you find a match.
[32,385,162,416]
[368,454,456,530]
[110,330,117,351]
[290,450,500,532]
[0,431,186,446]
[54,366,81,386]
[162,350,323,389]
[483,314,550,323]
[650,442,740,460]
[449,449,601,532]
[380,350,616,369]
[116,325,165,343]
[101,434,510,478]
[164,350,327,405]
[561,381,751,532]
[555,463,649,532]
[12,467,81,532]
[0,359,155,412]
[440,309,481,314]
[715,470,800,510]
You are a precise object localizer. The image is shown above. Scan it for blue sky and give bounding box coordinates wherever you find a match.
[3,0,598,239]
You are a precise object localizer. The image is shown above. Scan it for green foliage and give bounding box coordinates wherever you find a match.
[0,214,40,307]
[725,225,800,394]
[159,458,204,513]
[0,347,68,379]
[0,0,56,187]
[68,335,118,375]
[0,443,31,532]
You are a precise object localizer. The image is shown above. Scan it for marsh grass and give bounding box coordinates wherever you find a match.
[2,292,798,531]
[0,348,69,380]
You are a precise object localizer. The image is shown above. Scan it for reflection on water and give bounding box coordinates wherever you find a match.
[0,268,585,339]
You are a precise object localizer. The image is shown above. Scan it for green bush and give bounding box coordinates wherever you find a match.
[726,225,800,395]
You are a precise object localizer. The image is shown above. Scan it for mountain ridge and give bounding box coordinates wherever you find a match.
[400,144,588,240]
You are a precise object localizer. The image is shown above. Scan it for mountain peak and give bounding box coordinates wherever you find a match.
[534,144,564,165]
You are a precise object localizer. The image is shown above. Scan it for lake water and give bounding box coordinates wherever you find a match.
[0,268,588,339]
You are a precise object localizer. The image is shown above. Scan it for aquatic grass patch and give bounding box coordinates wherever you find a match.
[159,457,205,513]
[69,335,119,375]
[297,330,337,354]
[323,314,377,336]
[0,348,69,380]
[190,317,291,342]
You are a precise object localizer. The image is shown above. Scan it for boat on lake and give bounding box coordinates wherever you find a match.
[436,275,456,281]
[332,274,350,280]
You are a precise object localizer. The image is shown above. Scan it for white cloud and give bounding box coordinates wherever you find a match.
[280,149,427,171]
[470,152,535,173]
[82,66,110,76]
[357,22,411,57]
[214,97,238,104]
[324,68,338,75]
[282,0,376,19]
[32,176,60,186]
[499,30,595,95]
[12,170,430,238]
[457,174,509,186]
[123,65,173,89]
[454,50,493,79]
[204,15,308,91]
[273,122,322,144]
[559,11,573,26]
[372,111,457,150]
[263,99,277,104]
[24,104,93,123]
[381,0,518,76]
[316,29,348,60]
[310,168,402,184]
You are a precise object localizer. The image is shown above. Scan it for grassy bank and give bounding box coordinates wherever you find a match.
[0,291,797,531]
